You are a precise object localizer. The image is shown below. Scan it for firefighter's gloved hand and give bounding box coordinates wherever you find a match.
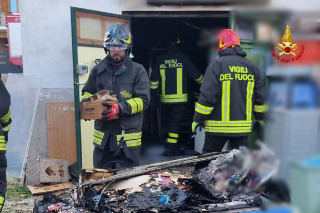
[192,121,200,133]
[102,103,120,121]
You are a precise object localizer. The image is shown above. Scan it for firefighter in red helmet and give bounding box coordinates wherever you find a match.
[192,29,266,153]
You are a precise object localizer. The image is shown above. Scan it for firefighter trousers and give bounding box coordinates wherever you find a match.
[161,103,187,148]
[202,136,248,154]
[0,154,6,212]
[93,146,140,170]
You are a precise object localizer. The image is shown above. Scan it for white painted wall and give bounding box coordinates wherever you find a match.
[19,0,122,88]
[19,0,320,88]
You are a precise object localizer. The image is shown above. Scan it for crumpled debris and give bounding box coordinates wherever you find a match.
[81,185,111,213]
[33,194,72,213]
[35,148,277,212]
[195,145,278,201]
[125,184,188,212]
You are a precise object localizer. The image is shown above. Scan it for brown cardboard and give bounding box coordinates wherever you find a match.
[80,90,118,120]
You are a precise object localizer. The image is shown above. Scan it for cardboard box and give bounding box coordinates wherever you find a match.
[80,90,118,120]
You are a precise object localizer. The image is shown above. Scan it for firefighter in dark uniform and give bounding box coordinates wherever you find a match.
[150,39,204,155]
[82,24,150,169]
[192,29,266,153]
[0,79,11,212]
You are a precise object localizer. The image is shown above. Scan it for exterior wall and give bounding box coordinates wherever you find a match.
[19,0,320,89]
[19,0,122,88]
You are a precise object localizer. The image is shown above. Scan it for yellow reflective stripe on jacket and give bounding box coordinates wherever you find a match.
[168,132,179,138]
[160,94,188,103]
[0,137,6,151]
[167,138,178,144]
[205,126,252,133]
[221,81,231,121]
[0,108,11,124]
[94,129,104,138]
[160,69,166,95]
[246,82,255,121]
[2,123,11,132]
[253,104,266,113]
[206,120,252,127]
[82,92,93,99]
[195,74,204,84]
[93,137,102,145]
[177,68,183,94]
[126,98,144,114]
[150,81,159,89]
[195,102,213,115]
[93,129,104,145]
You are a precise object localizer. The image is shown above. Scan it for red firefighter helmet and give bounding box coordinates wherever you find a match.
[218,29,240,50]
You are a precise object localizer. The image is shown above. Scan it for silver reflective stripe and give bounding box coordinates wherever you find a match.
[206,121,252,126]
[117,133,142,141]
[0,145,6,150]
[221,81,230,121]
[94,130,104,138]
[246,82,255,121]
[177,68,183,94]
[93,138,101,145]
[205,128,251,132]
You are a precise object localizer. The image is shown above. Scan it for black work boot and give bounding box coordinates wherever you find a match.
[163,143,180,157]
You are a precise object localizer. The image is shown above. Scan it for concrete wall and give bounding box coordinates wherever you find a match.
[26,88,74,185]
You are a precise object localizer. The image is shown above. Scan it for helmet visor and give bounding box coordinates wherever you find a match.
[106,45,128,50]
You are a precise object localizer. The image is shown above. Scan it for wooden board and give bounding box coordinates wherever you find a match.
[1,0,10,13]
[47,103,77,164]
[27,183,74,195]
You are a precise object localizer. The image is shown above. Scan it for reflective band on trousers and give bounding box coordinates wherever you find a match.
[177,68,183,94]
[0,196,4,204]
[127,98,144,114]
[254,104,266,113]
[160,94,188,103]
[195,102,213,115]
[168,132,179,138]
[150,81,159,89]
[167,138,177,143]
[82,92,93,99]
[246,82,255,121]
[195,74,204,84]
[117,132,142,147]
[0,108,11,124]
[221,81,231,121]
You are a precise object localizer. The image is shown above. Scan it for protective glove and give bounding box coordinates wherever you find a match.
[192,121,200,133]
[102,103,120,121]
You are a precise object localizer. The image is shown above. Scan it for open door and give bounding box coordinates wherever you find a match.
[71,7,130,171]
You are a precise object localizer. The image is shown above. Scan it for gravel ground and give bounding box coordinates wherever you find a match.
[3,177,33,213]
